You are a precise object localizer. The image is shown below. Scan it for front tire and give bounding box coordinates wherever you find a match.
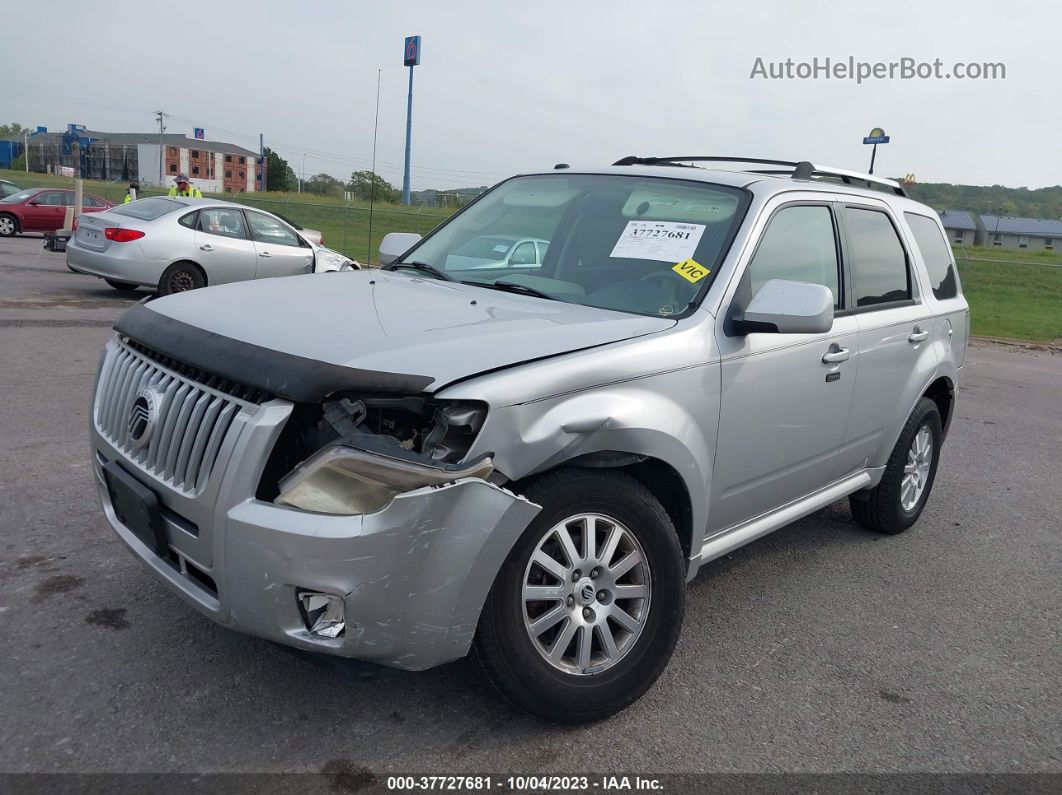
[157,262,205,296]
[0,214,18,237]
[850,397,942,534]
[475,468,686,724]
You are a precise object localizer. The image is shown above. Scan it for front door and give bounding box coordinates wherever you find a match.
[711,201,857,533]
[23,191,68,231]
[244,210,314,278]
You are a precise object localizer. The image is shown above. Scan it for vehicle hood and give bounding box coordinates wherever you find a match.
[115,270,675,401]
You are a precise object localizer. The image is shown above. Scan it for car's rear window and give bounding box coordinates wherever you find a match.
[111,197,183,221]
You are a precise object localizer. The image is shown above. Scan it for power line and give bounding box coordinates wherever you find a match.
[158,111,507,184]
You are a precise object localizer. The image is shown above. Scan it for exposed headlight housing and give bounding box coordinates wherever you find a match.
[276,444,494,515]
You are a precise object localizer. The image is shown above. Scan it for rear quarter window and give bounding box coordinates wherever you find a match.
[111,197,184,221]
[905,212,959,300]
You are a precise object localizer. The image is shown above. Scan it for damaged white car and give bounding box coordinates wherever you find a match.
[89,158,967,722]
[67,196,357,295]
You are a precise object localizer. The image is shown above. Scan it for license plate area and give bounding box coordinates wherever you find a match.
[103,460,169,556]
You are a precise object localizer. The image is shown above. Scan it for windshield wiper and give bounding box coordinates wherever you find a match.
[389,261,455,282]
[465,280,565,302]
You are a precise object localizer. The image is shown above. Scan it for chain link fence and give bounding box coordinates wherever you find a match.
[2,175,455,264]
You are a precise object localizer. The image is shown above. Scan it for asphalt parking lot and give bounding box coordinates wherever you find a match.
[0,233,1059,780]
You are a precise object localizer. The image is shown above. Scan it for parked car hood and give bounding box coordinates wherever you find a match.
[116,270,675,400]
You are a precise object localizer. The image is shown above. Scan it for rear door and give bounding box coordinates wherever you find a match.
[836,202,936,476]
[192,207,257,284]
[244,210,314,278]
[711,196,858,533]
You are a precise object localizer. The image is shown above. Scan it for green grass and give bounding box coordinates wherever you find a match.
[0,168,455,263]
[956,259,1062,342]
[953,245,1062,267]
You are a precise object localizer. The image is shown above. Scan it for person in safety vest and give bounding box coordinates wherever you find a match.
[167,175,202,198]
[123,182,140,203]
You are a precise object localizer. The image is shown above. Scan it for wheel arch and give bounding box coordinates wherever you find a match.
[557,452,695,561]
[0,211,20,234]
[162,259,208,289]
[922,374,955,439]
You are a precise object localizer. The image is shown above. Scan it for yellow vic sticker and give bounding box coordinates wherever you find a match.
[672,258,709,283]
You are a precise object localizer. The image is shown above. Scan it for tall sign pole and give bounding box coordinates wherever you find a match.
[862,126,890,174]
[402,35,421,206]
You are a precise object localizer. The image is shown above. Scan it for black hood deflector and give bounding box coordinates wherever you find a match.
[114,302,435,403]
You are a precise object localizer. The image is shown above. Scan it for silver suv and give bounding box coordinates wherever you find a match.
[89,157,968,723]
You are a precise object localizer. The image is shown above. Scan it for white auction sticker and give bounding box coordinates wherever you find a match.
[609,220,706,262]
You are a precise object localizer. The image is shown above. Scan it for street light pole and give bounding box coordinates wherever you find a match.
[401,35,421,206]
[402,65,414,205]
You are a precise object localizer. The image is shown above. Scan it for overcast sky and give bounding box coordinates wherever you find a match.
[4,0,1058,189]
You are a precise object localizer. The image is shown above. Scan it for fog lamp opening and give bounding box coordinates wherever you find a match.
[297,591,346,639]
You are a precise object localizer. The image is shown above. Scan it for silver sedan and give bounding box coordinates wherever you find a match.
[66,196,357,295]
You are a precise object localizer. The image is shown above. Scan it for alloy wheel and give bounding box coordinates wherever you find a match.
[901,425,933,511]
[521,513,651,676]
[0,217,14,235]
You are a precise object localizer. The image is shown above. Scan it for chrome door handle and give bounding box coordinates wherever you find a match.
[199,244,213,252]
[908,327,929,343]
[822,347,850,363]
[258,251,271,258]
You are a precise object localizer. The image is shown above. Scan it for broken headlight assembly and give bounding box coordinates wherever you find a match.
[270,397,493,515]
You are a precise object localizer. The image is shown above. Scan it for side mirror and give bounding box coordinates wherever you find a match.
[733,279,834,335]
[27,200,39,206]
[378,232,422,266]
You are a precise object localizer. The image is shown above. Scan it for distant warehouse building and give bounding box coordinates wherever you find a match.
[939,209,1061,251]
[1,124,262,193]
[938,210,978,246]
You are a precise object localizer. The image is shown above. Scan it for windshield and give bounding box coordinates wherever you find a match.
[396,174,748,317]
[2,190,36,204]
[110,197,183,221]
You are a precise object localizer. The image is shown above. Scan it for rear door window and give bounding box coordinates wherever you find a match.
[905,213,959,300]
[198,208,248,240]
[844,207,911,307]
[748,205,841,307]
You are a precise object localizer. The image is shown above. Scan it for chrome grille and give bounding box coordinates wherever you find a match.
[95,341,253,494]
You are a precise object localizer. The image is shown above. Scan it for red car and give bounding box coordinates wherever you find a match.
[0,188,113,237]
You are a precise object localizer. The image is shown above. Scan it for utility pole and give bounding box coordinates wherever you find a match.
[259,133,265,191]
[402,35,422,206]
[156,110,165,186]
[23,129,29,173]
[299,153,306,193]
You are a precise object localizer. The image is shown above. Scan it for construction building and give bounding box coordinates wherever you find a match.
[0,124,262,193]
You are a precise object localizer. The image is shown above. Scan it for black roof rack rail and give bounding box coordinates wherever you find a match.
[611,155,907,197]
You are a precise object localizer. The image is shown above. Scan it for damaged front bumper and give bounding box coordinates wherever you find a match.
[91,407,540,670]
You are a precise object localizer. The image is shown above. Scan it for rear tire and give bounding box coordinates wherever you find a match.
[157,262,205,296]
[104,278,138,291]
[0,213,18,237]
[850,397,942,534]
[475,467,686,724]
